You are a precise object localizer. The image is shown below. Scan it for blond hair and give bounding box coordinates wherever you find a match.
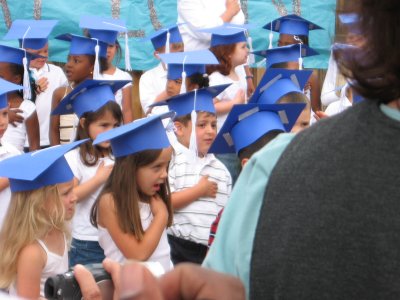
[0,185,69,289]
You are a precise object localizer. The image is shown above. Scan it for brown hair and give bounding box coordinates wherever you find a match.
[76,101,122,166]
[333,0,400,104]
[91,149,173,241]
[207,43,237,76]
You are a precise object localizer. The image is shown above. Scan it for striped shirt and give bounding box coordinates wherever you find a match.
[168,143,232,245]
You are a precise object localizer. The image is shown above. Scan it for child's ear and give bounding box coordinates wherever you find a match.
[174,121,183,137]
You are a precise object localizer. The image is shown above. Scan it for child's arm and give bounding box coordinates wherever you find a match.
[73,161,113,202]
[49,87,64,146]
[26,111,40,151]
[309,70,322,112]
[15,243,46,299]
[121,86,134,123]
[99,193,168,261]
[171,175,218,210]
[213,89,245,115]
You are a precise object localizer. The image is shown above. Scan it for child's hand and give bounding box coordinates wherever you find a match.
[35,77,49,94]
[233,89,246,105]
[150,195,168,224]
[225,0,241,16]
[197,175,218,198]
[314,110,329,121]
[304,81,312,92]
[95,161,114,183]
[8,108,24,127]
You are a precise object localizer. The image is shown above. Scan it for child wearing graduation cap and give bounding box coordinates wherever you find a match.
[89,113,174,273]
[52,79,129,267]
[249,68,313,133]
[263,14,323,112]
[0,140,84,298]
[50,34,108,145]
[0,79,25,230]
[4,19,68,149]
[206,101,305,246]
[139,25,184,115]
[153,84,232,265]
[80,16,134,123]
[0,45,40,152]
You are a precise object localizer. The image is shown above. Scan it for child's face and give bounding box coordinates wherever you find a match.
[65,54,94,83]
[231,42,249,67]
[106,44,117,64]
[278,34,298,47]
[166,78,182,97]
[0,62,19,84]
[58,179,76,221]
[86,110,120,147]
[195,112,217,156]
[291,106,311,133]
[26,43,49,70]
[136,147,172,197]
[0,106,9,138]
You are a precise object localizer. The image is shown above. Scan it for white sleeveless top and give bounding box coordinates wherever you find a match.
[98,202,172,274]
[9,234,68,298]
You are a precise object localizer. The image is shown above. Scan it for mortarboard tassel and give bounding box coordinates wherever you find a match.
[247,35,255,65]
[268,23,273,49]
[93,39,101,79]
[179,55,187,94]
[165,30,171,54]
[294,35,303,70]
[22,53,31,100]
[124,32,132,71]
[188,89,198,160]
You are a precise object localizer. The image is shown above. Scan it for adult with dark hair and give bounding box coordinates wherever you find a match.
[204,0,400,299]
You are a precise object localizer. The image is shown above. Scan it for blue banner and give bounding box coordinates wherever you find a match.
[0,0,335,70]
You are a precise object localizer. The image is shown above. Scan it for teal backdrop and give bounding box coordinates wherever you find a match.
[0,0,336,70]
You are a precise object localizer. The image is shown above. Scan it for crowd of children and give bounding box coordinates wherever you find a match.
[0,6,372,299]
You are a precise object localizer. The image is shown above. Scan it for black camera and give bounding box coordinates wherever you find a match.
[44,263,114,300]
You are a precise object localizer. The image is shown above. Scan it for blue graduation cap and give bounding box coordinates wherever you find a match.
[52,79,131,118]
[3,19,58,50]
[263,14,323,36]
[338,13,361,35]
[0,78,22,109]
[151,84,231,117]
[200,23,248,47]
[249,68,312,105]
[93,112,174,158]
[253,43,319,68]
[159,50,219,80]
[55,33,107,58]
[209,103,305,154]
[79,15,127,45]
[143,24,183,50]
[0,139,88,192]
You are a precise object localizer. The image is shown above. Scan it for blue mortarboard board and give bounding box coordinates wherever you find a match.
[0,44,43,65]
[79,15,127,45]
[200,23,248,47]
[253,43,319,68]
[93,112,174,158]
[209,103,305,154]
[0,78,22,109]
[159,50,219,80]
[263,14,323,36]
[250,68,312,105]
[55,33,107,58]
[3,19,58,50]
[52,79,131,118]
[151,84,231,117]
[338,13,361,35]
[0,139,88,192]
[143,25,183,50]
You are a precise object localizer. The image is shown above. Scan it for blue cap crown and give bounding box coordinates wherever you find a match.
[263,14,323,36]
[0,78,22,109]
[93,112,173,158]
[52,79,130,118]
[79,15,127,45]
[209,103,305,154]
[200,23,248,47]
[55,33,107,58]
[0,140,87,192]
[144,25,183,50]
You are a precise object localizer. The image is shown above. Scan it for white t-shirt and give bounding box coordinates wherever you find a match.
[98,68,132,108]
[30,63,67,147]
[168,143,232,245]
[3,100,36,151]
[98,202,172,273]
[139,63,167,114]
[177,0,245,51]
[209,65,247,131]
[0,141,20,230]
[65,148,114,241]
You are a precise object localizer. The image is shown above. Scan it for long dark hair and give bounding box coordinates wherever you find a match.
[76,101,123,166]
[333,0,400,103]
[91,149,173,241]
[7,62,36,101]
[207,43,237,76]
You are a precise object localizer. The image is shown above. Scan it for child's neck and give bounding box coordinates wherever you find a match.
[42,228,65,256]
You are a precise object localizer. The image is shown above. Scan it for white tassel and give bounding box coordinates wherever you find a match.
[124,32,132,71]
[188,89,198,161]
[268,31,274,49]
[179,55,187,94]
[298,44,303,70]
[93,42,101,79]
[247,36,255,65]
[165,31,171,54]
[22,55,31,100]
